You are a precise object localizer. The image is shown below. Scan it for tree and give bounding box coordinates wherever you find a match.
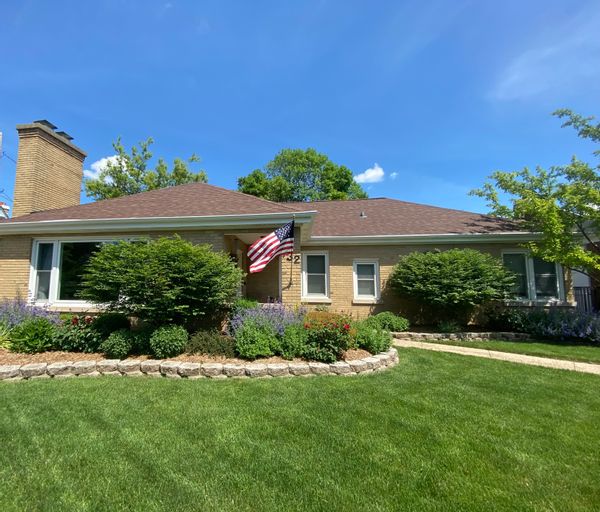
[79,237,243,327]
[471,109,600,278]
[85,137,208,201]
[389,249,515,324]
[238,148,368,202]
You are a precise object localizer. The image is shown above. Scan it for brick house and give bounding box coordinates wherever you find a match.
[0,121,574,317]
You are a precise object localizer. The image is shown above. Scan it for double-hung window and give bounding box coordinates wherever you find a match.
[353,259,380,302]
[502,251,563,302]
[302,252,329,300]
[30,239,118,305]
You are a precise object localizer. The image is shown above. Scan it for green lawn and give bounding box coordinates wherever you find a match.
[426,337,600,364]
[1,350,600,511]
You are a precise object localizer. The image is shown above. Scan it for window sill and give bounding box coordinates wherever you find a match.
[34,301,103,313]
[504,299,573,308]
[352,298,381,305]
[301,297,332,304]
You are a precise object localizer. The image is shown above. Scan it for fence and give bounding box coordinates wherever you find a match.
[574,286,594,313]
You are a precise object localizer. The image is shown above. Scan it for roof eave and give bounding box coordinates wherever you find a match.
[303,232,539,246]
[0,211,317,235]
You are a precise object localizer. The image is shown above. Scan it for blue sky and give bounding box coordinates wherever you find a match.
[0,0,599,213]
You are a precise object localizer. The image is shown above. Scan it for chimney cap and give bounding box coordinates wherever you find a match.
[33,119,58,130]
[55,131,74,141]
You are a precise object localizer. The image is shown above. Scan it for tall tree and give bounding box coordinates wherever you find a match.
[238,148,367,202]
[85,137,208,201]
[471,109,600,277]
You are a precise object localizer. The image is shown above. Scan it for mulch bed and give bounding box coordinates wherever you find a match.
[0,348,371,366]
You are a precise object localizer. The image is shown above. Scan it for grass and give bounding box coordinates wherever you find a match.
[426,337,600,364]
[1,349,600,511]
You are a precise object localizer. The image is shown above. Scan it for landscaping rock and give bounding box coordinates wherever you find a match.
[245,363,268,377]
[20,363,47,378]
[267,363,289,377]
[364,356,381,370]
[118,360,142,374]
[223,363,246,377]
[347,359,368,373]
[330,361,352,375]
[71,361,96,375]
[97,360,119,373]
[178,362,201,377]
[140,360,161,374]
[308,362,329,375]
[201,363,224,377]
[377,353,392,366]
[0,365,21,380]
[289,362,311,376]
[160,361,180,377]
[47,362,73,377]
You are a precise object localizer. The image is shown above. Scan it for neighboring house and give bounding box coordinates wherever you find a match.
[0,121,574,317]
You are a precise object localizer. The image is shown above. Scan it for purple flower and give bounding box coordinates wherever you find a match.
[228,302,306,337]
[0,297,61,328]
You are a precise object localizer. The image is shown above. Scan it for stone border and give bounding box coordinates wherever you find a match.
[0,348,399,382]
[393,331,529,342]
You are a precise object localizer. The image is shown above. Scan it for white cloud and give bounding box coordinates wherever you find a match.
[489,6,600,101]
[354,163,385,184]
[84,155,121,181]
[390,172,399,180]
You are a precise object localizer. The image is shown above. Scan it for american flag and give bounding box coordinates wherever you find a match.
[248,220,295,273]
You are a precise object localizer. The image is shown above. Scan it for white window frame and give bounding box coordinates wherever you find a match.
[501,249,565,304]
[28,236,134,308]
[301,251,330,302]
[352,259,380,304]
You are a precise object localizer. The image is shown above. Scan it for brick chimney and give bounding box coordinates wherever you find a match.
[12,120,87,217]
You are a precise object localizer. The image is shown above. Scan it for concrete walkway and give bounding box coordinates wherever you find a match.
[394,339,600,375]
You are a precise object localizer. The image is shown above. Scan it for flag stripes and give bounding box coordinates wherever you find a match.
[247,221,294,273]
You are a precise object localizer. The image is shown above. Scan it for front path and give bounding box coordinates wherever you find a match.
[394,339,600,375]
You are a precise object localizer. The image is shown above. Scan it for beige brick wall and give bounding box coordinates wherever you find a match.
[13,125,86,217]
[281,243,573,319]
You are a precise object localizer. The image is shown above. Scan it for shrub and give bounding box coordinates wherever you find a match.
[53,315,103,353]
[0,321,11,350]
[365,312,409,332]
[389,249,515,323]
[149,325,188,358]
[101,329,135,359]
[280,323,308,360]
[229,303,306,337]
[79,236,243,327]
[304,310,347,325]
[230,298,259,318]
[187,330,236,358]
[90,313,130,339]
[354,321,392,354]
[303,317,352,363]
[0,297,61,328]
[9,318,58,354]
[436,320,462,333]
[235,320,280,359]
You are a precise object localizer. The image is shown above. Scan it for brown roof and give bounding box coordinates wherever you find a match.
[286,198,520,236]
[6,183,520,236]
[9,183,303,222]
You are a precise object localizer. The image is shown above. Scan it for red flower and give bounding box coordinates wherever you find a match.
[84,315,93,325]
[71,316,79,326]
[343,324,350,330]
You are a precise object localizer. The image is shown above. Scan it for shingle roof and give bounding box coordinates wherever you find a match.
[6,183,520,236]
[285,198,520,236]
[8,183,303,222]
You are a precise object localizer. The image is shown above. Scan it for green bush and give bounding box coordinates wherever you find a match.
[354,321,392,354]
[149,325,188,359]
[80,236,243,327]
[365,312,409,332]
[234,320,279,359]
[280,323,308,360]
[389,249,515,323]
[0,321,11,349]
[9,318,58,354]
[53,316,103,353]
[187,330,236,358]
[100,329,135,359]
[436,320,462,333]
[230,298,259,318]
[90,313,130,339]
[303,317,352,363]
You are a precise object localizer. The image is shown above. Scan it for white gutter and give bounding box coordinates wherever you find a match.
[0,211,317,235]
[303,232,540,246]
